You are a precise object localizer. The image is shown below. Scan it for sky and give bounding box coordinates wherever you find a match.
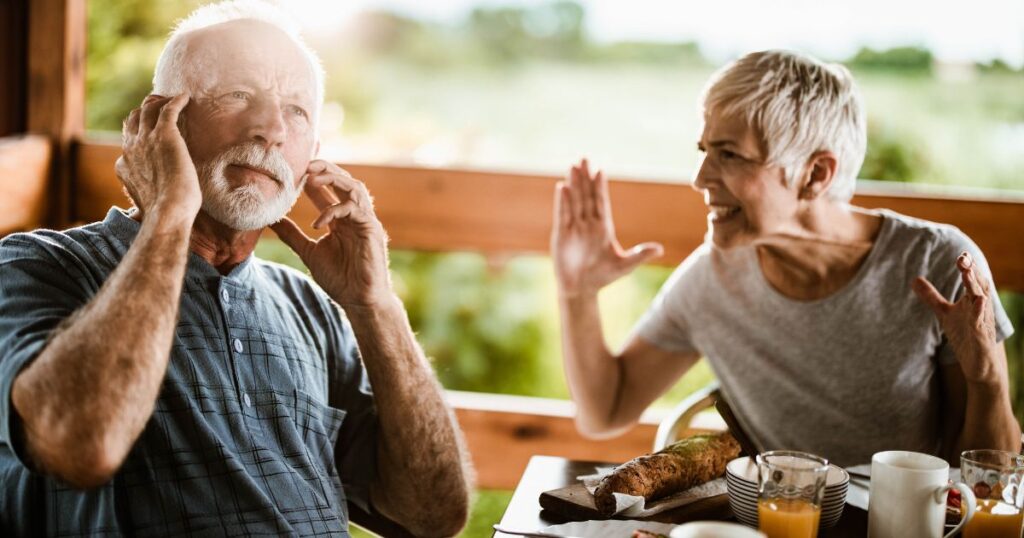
[290,0,1024,66]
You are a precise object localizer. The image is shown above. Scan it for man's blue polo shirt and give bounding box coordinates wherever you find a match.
[0,207,379,536]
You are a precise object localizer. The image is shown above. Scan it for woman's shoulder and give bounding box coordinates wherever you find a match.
[876,209,980,258]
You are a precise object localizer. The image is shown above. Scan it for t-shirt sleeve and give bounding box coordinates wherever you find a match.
[327,310,379,514]
[630,250,704,355]
[929,228,1014,365]
[0,236,91,468]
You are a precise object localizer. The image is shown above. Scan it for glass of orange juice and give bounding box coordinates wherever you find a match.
[756,451,828,538]
[960,449,1024,538]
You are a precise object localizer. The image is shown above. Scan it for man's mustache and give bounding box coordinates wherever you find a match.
[216,143,293,185]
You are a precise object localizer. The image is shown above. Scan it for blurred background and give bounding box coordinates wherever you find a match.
[84,1,1023,535]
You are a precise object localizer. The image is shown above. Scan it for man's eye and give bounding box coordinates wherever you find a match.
[288,105,308,118]
[229,91,250,100]
[720,150,738,160]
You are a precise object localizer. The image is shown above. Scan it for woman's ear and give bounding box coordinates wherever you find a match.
[799,151,838,200]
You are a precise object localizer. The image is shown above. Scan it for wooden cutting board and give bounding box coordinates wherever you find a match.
[539,482,733,524]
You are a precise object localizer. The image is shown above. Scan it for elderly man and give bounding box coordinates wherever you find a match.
[0,2,471,536]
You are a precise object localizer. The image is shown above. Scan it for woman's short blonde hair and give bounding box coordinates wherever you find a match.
[701,50,866,202]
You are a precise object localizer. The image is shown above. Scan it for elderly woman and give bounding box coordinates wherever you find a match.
[552,50,1019,466]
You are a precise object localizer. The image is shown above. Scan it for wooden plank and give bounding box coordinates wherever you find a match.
[0,135,52,235]
[449,391,663,490]
[26,0,86,228]
[0,0,29,136]
[75,141,1024,291]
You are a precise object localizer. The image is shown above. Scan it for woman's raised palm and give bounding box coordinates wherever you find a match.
[551,159,663,296]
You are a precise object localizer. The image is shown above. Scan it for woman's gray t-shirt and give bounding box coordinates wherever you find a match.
[633,210,1013,466]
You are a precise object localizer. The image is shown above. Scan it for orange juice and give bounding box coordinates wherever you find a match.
[758,498,821,538]
[963,499,1024,538]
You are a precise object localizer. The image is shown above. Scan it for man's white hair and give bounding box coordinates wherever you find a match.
[152,0,325,117]
[701,50,866,202]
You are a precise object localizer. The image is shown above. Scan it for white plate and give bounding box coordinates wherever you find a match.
[540,519,676,538]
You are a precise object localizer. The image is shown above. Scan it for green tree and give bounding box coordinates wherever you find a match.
[849,46,934,74]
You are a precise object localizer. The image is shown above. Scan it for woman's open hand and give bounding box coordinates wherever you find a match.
[912,252,1007,385]
[551,158,663,297]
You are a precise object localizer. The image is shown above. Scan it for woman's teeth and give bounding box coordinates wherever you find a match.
[709,205,741,220]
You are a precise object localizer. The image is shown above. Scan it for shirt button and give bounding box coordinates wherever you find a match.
[221,289,230,303]
[233,339,243,353]
[243,393,252,407]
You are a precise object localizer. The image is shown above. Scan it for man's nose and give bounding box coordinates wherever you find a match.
[245,98,287,149]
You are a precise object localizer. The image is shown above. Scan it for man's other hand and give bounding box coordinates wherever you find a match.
[271,160,394,308]
[116,93,201,221]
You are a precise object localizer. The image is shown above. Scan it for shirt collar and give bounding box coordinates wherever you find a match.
[103,206,256,284]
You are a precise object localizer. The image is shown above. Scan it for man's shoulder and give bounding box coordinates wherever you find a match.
[0,220,113,267]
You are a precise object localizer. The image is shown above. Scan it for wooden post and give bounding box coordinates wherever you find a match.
[27,0,86,229]
[0,0,29,137]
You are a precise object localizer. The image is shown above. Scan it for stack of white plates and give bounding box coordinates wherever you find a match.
[725,456,849,529]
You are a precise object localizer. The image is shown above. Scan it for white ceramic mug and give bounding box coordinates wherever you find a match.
[868,450,976,538]
[670,521,765,538]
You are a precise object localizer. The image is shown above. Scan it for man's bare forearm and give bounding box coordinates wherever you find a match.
[10,209,193,488]
[559,292,624,436]
[345,295,471,538]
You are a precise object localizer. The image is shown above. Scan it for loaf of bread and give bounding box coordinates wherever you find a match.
[593,432,740,516]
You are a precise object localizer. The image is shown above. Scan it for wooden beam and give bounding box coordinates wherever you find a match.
[27,0,86,228]
[0,135,53,235]
[449,391,670,490]
[75,141,1024,291]
[0,0,29,136]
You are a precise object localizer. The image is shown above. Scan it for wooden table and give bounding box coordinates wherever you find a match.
[494,455,867,537]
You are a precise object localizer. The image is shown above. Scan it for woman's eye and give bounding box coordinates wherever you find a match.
[288,105,308,118]
[230,91,250,100]
[720,150,737,160]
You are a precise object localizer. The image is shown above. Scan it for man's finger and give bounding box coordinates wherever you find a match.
[912,276,951,316]
[313,201,358,229]
[157,93,190,130]
[123,108,141,141]
[140,95,170,136]
[304,181,340,210]
[270,217,314,259]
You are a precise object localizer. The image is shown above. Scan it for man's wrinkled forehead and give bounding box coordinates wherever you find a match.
[180,19,317,102]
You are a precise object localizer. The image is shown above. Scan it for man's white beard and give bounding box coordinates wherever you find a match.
[198,143,301,231]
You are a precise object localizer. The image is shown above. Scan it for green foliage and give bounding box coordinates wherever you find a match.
[859,121,928,182]
[349,489,514,537]
[849,46,934,74]
[86,0,206,130]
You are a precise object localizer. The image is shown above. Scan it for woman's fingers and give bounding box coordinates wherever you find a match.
[579,158,598,219]
[958,252,988,301]
[912,276,951,316]
[567,162,586,222]
[553,181,573,231]
[594,170,608,220]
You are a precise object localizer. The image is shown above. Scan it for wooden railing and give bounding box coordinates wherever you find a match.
[76,141,1024,291]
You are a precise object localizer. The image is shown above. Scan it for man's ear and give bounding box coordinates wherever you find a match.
[799,151,838,200]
